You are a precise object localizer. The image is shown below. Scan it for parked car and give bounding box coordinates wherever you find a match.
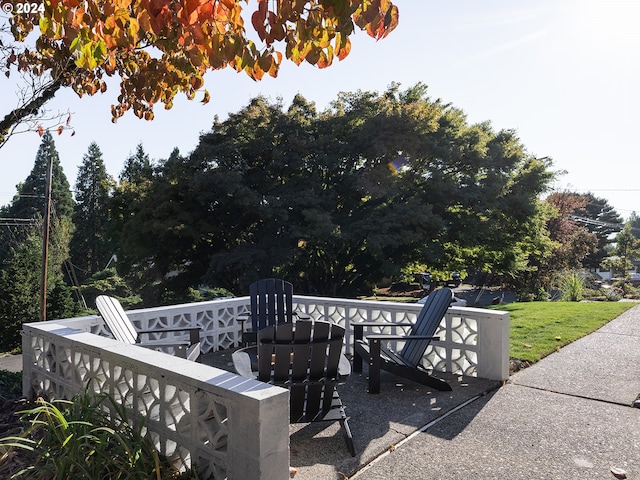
[417,292,467,307]
[445,271,462,288]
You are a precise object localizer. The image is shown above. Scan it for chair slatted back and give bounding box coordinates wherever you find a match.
[400,288,452,367]
[96,295,138,344]
[249,278,294,332]
[257,321,345,423]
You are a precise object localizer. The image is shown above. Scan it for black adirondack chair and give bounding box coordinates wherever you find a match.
[96,295,201,361]
[233,320,355,457]
[353,287,454,393]
[238,278,310,345]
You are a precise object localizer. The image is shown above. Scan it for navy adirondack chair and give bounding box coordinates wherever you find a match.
[233,320,355,456]
[238,278,310,345]
[353,287,454,393]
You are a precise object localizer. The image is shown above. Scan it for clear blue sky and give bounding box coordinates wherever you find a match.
[1,0,639,219]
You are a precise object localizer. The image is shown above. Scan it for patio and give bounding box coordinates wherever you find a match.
[21,295,509,479]
[203,348,501,479]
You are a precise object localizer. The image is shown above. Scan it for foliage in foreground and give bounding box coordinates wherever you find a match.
[0,387,198,480]
[0,370,22,402]
[494,301,636,363]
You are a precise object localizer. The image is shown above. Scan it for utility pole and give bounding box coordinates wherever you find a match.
[40,154,53,321]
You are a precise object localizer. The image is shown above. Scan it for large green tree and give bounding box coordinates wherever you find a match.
[3,131,74,219]
[108,143,155,262]
[70,142,114,282]
[115,85,557,299]
[578,193,623,268]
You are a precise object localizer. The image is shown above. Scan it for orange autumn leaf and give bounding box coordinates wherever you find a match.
[7,0,397,123]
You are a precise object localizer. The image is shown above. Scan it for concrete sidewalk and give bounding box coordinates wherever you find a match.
[350,304,640,480]
[0,353,23,373]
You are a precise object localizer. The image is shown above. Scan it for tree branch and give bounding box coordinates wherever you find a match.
[0,77,64,147]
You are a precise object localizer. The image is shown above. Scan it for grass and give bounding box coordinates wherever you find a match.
[491,301,637,363]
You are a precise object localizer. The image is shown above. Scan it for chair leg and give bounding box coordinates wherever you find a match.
[353,324,364,373]
[367,338,382,394]
[340,418,356,457]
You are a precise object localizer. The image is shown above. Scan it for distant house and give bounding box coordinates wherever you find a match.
[591,257,640,282]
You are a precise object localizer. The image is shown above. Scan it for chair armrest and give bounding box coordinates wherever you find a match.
[365,335,439,341]
[353,321,413,328]
[293,311,311,320]
[337,354,351,383]
[137,327,200,345]
[232,349,256,378]
[237,315,250,334]
[353,322,413,364]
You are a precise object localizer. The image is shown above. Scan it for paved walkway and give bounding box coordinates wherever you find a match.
[349,303,640,480]
[5,303,640,479]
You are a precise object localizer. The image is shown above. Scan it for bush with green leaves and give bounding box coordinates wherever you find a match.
[0,386,199,479]
[605,287,624,302]
[516,287,548,302]
[0,370,22,402]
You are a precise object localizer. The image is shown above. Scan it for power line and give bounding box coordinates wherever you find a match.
[0,218,37,226]
[569,215,640,234]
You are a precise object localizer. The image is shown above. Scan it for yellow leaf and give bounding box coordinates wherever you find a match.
[39,16,51,35]
[201,89,210,104]
[128,18,140,42]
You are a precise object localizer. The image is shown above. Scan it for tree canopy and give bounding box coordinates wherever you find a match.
[105,85,557,298]
[1,0,398,144]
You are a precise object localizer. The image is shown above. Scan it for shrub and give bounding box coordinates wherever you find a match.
[605,287,624,302]
[556,270,584,302]
[0,386,199,479]
[516,287,548,302]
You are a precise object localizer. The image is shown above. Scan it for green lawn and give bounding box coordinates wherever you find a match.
[491,301,637,363]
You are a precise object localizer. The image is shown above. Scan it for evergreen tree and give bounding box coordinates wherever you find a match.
[0,228,41,351]
[107,144,156,287]
[120,143,154,184]
[628,212,640,240]
[9,131,74,220]
[580,193,623,269]
[70,142,114,282]
[1,131,74,263]
[0,223,81,351]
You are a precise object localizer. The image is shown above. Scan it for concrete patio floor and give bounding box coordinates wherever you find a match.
[203,350,501,479]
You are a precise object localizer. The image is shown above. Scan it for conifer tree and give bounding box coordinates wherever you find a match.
[107,144,156,281]
[9,131,74,220]
[70,142,114,282]
[0,131,74,262]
